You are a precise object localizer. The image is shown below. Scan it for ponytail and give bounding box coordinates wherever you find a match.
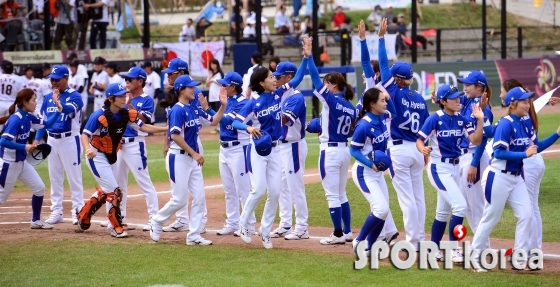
[528,97,539,131]
[352,105,367,130]
[344,83,354,101]
[484,85,492,110]
[104,99,111,108]
[0,103,16,125]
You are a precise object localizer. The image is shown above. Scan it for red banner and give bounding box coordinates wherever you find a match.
[495,58,560,98]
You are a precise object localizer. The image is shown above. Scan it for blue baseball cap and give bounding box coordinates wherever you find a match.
[253,131,273,157]
[273,62,297,77]
[436,84,463,103]
[174,75,201,92]
[458,70,487,87]
[162,58,188,74]
[124,67,147,80]
[106,83,128,97]
[368,150,392,171]
[49,65,70,80]
[306,118,322,133]
[217,72,243,87]
[390,62,413,80]
[504,87,534,107]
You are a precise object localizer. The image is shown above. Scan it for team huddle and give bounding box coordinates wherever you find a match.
[0,17,557,271]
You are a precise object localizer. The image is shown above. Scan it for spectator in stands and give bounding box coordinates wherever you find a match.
[407,15,433,50]
[293,18,301,34]
[20,66,33,87]
[243,17,256,38]
[195,17,213,40]
[142,61,162,103]
[32,0,44,20]
[330,6,346,30]
[387,16,404,55]
[339,17,352,33]
[0,0,20,22]
[301,15,311,34]
[274,5,292,34]
[367,5,383,32]
[383,6,395,23]
[230,8,243,36]
[173,0,185,12]
[179,18,195,42]
[84,0,109,49]
[269,56,280,73]
[54,0,76,50]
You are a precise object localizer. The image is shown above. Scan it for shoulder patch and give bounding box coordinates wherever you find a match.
[98,115,108,127]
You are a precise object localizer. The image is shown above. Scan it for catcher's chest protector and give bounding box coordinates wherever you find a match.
[92,108,133,164]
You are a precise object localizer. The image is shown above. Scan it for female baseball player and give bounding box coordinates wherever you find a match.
[378,18,430,250]
[417,84,485,262]
[0,88,60,229]
[456,71,494,243]
[231,47,310,248]
[357,19,399,245]
[471,87,560,271]
[350,85,397,253]
[150,75,227,245]
[306,38,356,245]
[35,65,85,226]
[89,57,109,111]
[77,83,167,238]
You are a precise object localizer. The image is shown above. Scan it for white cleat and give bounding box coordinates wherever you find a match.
[436,250,444,262]
[471,261,488,272]
[45,213,63,225]
[270,226,291,238]
[150,219,163,242]
[284,230,310,240]
[239,225,252,244]
[187,237,213,246]
[217,226,238,236]
[162,219,189,232]
[344,231,354,242]
[142,221,151,232]
[30,220,53,229]
[452,248,464,263]
[320,234,346,245]
[262,235,273,249]
[71,208,79,225]
[109,228,129,238]
[100,221,108,227]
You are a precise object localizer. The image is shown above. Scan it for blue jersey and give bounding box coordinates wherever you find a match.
[490,114,535,173]
[168,102,205,153]
[82,109,144,138]
[40,87,84,134]
[313,85,356,144]
[235,90,283,141]
[220,94,251,142]
[417,110,475,159]
[0,110,44,161]
[124,94,154,137]
[281,90,306,141]
[378,38,429,143]
[351,112,391,155]
[459,96,493,149]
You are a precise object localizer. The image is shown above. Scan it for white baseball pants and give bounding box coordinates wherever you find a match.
[219,143,255,229]
[172,137,207,226]
[459,150,490,235]
[153,149,206,241]
[523,154,545,250]
[278,139,309,231]
[93,96,106,112]
[116,137,159,222]
[387,141,426,249]
[318,144,350,208]
[472,167,533,256]
[427,161,466,221]
[0,101,12,130]
[85,150,123,217]
[240,143,282,237]
[48,135,84,215]
[351,163,390,220]
[0,159,45,204]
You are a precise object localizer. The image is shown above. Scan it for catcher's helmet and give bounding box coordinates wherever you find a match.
[26,143,52,166]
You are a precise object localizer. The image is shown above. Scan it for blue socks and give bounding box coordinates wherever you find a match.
[31,195,43,222]
[356,213,384,241]
[449,215,464,241]
[329,207,342,232]
[366,217,385,251]
[341,202,351,234]
[430,219,447,247]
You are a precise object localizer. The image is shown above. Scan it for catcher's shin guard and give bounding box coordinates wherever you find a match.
[77,187,107,231]
[106,187,125,235]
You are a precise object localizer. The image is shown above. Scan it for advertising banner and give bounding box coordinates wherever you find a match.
[494,57,560,99]
[351,34,397,63]
[336,0,411,9]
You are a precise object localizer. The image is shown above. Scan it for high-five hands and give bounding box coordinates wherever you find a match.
[378,18,388,38]
[358,20,366,40]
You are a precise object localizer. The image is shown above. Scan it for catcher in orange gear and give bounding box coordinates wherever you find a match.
[76,83,167,238]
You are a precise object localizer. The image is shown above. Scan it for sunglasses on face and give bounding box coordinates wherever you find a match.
[167,71,180,76]
[221,84,231,88]
[442,87,459,99]
[125,78,136,83]
[50,78,61,83]
[275,75,285,80]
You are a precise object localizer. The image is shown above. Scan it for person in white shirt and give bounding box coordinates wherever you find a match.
[142,61,162,103]
[0,61,24,129]
[106,62,126,86]
[205,58,224,134]
[24,67,47,116]
[274,5,292,34]
[243,17,256,38]
[241,51,263,98]
[67,52,89,81]
[179,18,196,42]
[367,5,383,32]
[20,66,34,87]
[32,0,44,19]
[89,57,109,111]
[84,0,109,49]
[54,0,76,50]
[41,63,53,96]
[68,60,88,113]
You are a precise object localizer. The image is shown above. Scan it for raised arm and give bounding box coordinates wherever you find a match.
[377,18,392,84]
[359,20,374,81]
[288,57,309,88]
[307,52,323,89]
